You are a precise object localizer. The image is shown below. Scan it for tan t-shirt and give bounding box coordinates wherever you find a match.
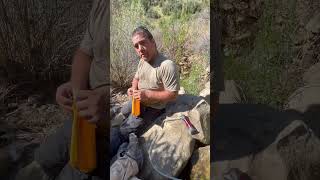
[134,53,180,109]
[79,0,108,89]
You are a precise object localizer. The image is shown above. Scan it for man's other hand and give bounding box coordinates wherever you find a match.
[56,82,73,112]
[133,89,148,102]
[127,87,134,96]
[76,89,107,124]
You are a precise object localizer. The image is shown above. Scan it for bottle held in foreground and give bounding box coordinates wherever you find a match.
[70,90,97,173]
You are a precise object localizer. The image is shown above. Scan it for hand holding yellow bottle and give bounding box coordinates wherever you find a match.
[69,89,96,173]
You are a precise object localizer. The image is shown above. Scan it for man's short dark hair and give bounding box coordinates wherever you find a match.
[132,26,154,40]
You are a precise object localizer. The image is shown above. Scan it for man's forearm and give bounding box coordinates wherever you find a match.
[93,85,108,135]
[71,49,93,90]
[145,89,177,103]
[132,77,139,90]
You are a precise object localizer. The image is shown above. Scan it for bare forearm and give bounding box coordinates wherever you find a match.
[93,86,108,134]
[132,78,139,90]
[71,49,92,90]
[145,90,177,103]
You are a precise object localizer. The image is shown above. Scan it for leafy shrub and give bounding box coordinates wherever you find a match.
[111,0,147,90]
[147,8,161,19]
[162,1,183,16]
[224,0,300,109]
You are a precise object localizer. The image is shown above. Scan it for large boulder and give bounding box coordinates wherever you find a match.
[189,99,210,144]
[137,94,206,179]
[213,118,320,180]
[286,86,320,113]
[303,62,320,85]
[190,146,210,179]
[276,120,320,180]
[138,113,195,179]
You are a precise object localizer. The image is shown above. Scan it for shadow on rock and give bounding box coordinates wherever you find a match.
[212,103,302,162]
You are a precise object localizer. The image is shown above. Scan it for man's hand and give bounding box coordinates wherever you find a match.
[75,89,107,124]
[133,89,148,102]
[56,82,73,112]
[127,87,134,96]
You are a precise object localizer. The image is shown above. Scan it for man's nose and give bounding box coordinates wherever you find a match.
[138,44,145,52]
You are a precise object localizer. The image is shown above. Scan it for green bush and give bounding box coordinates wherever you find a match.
[180,62,206,95]
[111,0,147,90]
[184,1,201,14]
[147,8,161,19]
[162,1,183,16]
[224,0,300,109]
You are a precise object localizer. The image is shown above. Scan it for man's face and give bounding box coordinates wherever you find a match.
[132,33,156,62]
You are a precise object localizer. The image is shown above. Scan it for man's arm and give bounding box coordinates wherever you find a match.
[132,77,139,90]
[56,49,92,112]
[133,89,178,103]
[71,49,93,90]
[145,89,178,102]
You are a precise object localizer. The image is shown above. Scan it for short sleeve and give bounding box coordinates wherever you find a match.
[160,60,180,91]
[79,8,94,57]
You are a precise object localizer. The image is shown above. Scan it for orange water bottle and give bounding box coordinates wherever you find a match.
[131,82,140,117]
[131,96,140,117]
[70,90,96,173]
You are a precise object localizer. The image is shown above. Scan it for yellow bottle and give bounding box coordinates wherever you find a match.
[131,96,140,117]
[70,93,96,173]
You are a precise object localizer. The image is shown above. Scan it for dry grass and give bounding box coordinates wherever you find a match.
[0,0,92,82]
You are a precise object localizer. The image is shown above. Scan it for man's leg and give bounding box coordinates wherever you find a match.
[110,127,126,158]
[120,106,165,138]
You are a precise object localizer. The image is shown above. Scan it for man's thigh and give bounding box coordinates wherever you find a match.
[34,119,72,178]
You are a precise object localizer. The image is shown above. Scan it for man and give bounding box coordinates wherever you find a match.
[15,0,108,180]
[110,26,180,176]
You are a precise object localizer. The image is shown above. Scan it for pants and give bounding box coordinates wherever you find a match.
[110,100,165,158]
[33,119,108,180]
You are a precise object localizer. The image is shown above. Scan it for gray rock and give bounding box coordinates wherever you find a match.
[276,120,320,180]
[286,85,320,113]
[165,94,203,116]
[213,119,320,180]
[190,146,210,180]
[15,161,49,180]
[303,62,320,85]
[178,87,186,95]
[189,99,210,144]
[306,13,320,33]
[219,80,241,104]
[199,82,210,103]
[138,114,195,179]
[249,142,287,180]
[212,155,254,180]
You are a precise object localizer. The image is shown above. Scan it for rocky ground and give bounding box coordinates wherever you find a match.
[0,93,68,179]
[213,61,320,180]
